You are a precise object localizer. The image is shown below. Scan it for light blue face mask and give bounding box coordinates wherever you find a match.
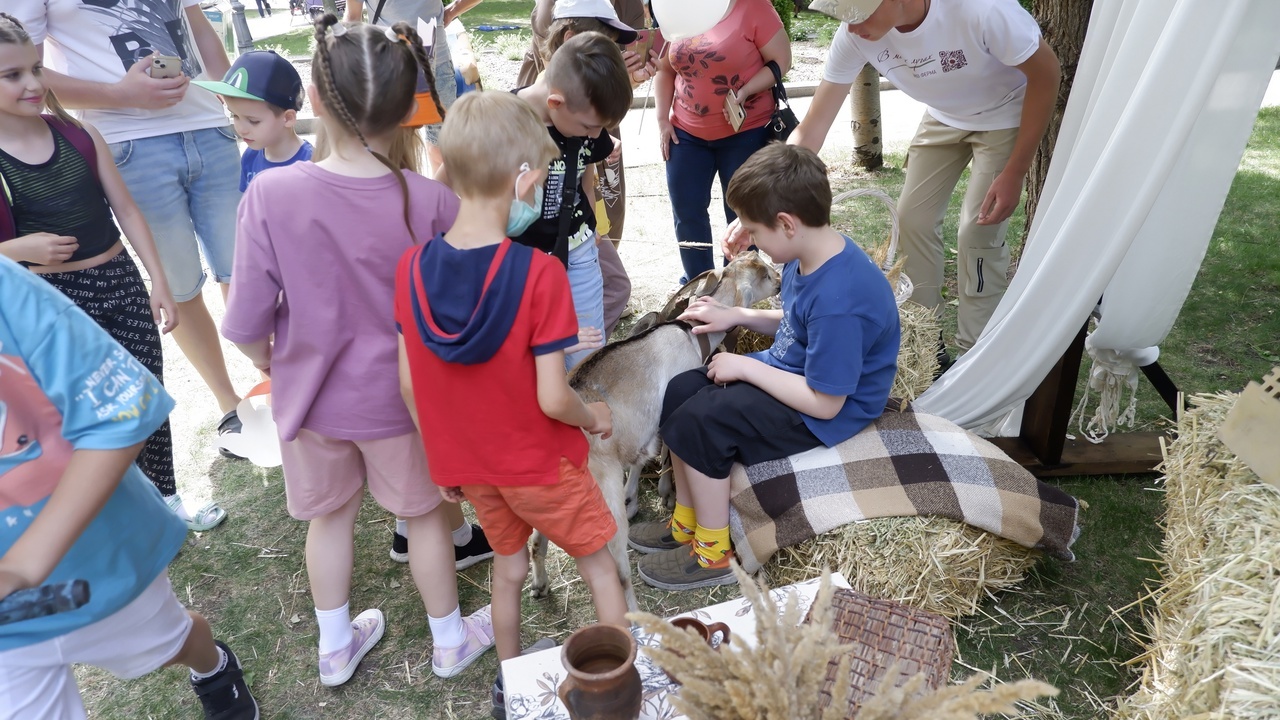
[506,163,543,237]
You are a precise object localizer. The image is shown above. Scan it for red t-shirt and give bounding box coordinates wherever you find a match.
[394,240,588,487]
[667,0,784,142]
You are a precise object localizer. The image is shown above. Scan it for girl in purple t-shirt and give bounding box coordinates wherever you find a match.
[221,17,495,687]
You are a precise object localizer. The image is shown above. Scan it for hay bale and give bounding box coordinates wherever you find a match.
[1113,393,1280,720]
[765,516,1041,619]
[732,300,940,403]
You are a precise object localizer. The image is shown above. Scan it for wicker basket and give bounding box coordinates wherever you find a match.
[833,187,913,307]
[805,588,954,718]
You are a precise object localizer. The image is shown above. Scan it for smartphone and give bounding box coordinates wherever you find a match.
[626,28,665,61]
[149,55,183,79]
[724,89,746,132]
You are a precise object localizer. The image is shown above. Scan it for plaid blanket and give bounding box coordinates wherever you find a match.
[728,403,1080,572]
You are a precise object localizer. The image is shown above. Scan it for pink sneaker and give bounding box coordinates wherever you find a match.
[319,608,385,687]
[431,605,496,678]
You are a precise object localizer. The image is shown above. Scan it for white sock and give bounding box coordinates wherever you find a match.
[316,603,352,656]
[190,646,228,681]
[166,494,193,523]
[428,606,465,648]
[395,518,408,537]
[451,522,473,547]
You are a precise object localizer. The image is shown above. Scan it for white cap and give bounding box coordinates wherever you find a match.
[810,0,885,23]
[552,0,640,44]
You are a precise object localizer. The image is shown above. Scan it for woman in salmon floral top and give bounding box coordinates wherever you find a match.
[655,0,791,281]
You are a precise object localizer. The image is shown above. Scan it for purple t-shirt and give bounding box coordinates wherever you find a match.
[223,162,460,442]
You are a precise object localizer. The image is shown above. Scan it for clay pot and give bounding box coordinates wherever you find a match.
[558,624,642,720]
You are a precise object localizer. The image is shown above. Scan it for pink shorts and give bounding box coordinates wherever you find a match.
[279,429,444,520]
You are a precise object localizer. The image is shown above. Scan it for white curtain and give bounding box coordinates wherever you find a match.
[914,0,1280,433]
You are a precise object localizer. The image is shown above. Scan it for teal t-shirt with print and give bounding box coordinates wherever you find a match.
[0,257,185,651]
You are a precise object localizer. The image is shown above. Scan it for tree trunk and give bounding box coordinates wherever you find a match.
[323,0,340,17]
[850,64,883,170]
[1023,0,1093,241]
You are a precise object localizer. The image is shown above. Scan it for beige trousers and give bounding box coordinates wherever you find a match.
[898,112,1020,350]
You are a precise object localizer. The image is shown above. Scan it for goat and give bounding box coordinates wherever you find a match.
[528,252,780,611]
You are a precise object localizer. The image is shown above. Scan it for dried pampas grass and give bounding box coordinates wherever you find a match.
[856,662,1058,720]
[628,564,1058,720]
[1114,392,1280,720]
[628,563,853,720]
[765,517,1040,619]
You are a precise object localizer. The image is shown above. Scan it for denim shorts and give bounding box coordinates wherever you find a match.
[423,57,458,146]
[110,126,243,301]
[565,236,605,370]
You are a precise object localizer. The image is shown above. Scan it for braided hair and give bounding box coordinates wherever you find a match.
[0,13,79,127]
[311,14,445,241]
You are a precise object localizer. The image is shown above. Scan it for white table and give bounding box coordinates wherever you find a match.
[502,573,850,720]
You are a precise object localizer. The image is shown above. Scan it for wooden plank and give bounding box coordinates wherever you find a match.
[991,432,1167,478]
[1018,323,1089,465]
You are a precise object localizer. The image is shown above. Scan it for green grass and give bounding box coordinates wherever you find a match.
[255,1,536,58]
[790,8,841,46]
[75,102,1280,719]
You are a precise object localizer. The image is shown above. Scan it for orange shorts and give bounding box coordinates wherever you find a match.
[461,458,616,558]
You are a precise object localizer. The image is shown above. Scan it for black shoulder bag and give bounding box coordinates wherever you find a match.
[765,60,799,143]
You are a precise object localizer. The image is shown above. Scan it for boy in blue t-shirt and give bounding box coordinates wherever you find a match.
[630,144,901,591]
[0,257,259,719]
[194,50,313,191]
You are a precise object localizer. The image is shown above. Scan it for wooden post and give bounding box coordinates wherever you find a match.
[850,64,883,170]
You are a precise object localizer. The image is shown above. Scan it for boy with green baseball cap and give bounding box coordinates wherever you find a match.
[195,50,313,191]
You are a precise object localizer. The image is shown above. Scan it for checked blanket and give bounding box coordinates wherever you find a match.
[728,404,1081,573]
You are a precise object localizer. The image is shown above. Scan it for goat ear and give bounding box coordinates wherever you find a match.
[630,312,660,336]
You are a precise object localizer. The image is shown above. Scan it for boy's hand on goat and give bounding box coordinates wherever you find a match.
[707,352,761,386]
[679,296,739,334]
[440,486,466,503]
[584,402,613,439]
[565,326,605,355]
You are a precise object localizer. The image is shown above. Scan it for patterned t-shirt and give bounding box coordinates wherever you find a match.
[667,0,784,142]
[0,257,185,651]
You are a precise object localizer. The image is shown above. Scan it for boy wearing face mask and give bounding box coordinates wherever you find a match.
[394,91,626,715]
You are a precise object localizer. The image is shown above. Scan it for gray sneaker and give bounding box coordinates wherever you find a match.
[636,546,736,591]
[627,520,688,554]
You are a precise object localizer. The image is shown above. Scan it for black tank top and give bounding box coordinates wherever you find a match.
[0,127,120,265]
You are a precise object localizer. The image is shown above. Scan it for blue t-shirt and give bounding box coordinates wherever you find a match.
[239,140,314,191]
[749,236,901,446]
[0,257,186,651]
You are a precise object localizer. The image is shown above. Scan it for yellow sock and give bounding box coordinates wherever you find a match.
[670,503,696,544]
[693,525,731,568]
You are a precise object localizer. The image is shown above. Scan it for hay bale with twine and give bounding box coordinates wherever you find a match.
[1113,393,1280,719]
[764,516,1041,619]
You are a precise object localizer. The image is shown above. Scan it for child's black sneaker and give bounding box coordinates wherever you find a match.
[389,531,409,563]
[192,641,259,720]
[455,524,495,570]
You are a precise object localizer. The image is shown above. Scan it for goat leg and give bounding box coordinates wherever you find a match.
[529,531,551,599]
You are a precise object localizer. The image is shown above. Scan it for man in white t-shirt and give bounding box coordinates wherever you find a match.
[728,0,1060,364]
[15,0,248,520]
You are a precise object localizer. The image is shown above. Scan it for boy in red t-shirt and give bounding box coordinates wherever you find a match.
[394,91,628,715]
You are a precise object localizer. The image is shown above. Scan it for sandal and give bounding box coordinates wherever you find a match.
[166,494,228,532]
[217,410,247,460]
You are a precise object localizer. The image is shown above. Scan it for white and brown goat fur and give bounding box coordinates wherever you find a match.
[528,252,781,611]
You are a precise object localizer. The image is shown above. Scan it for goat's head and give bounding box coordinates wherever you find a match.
[715,250,782,309]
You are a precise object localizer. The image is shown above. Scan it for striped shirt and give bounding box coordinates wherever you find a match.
[0,128,120,266]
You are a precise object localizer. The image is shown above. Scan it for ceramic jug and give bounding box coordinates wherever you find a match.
[558,624,642,720]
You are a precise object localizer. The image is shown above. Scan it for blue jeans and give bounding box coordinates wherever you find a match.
[110,127,243,301]
[665,125,771,281]
[565,237,605,371]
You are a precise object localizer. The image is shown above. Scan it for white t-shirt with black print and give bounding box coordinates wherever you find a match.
[16,0,227,143]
